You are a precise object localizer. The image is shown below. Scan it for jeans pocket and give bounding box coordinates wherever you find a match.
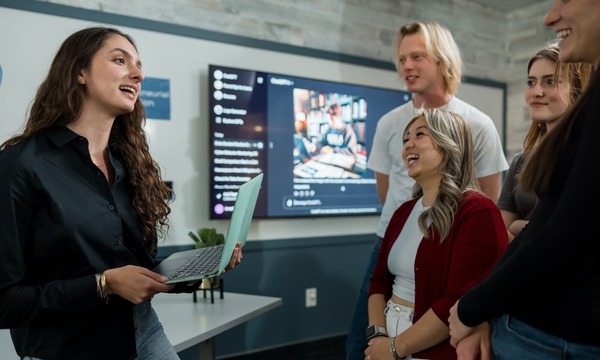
[491,315,563,360]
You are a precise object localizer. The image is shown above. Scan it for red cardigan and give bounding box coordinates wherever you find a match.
[368,191,507,359]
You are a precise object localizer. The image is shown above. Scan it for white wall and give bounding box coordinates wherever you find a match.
[0,6,504,246]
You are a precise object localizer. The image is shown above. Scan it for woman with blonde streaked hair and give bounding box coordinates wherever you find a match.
[364,108,507,360]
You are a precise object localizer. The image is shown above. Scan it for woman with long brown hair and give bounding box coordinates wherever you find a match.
[498,42,592,242]
[0,27,240,359]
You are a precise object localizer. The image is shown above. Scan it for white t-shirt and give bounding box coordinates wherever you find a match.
[388,198,430,303]
[367,96,508,237]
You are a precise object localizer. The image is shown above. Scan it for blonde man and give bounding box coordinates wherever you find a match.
[346,21,508,360]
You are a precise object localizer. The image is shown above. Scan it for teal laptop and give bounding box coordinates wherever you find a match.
[154,174,262,284]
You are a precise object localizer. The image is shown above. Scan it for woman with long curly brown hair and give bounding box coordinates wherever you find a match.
[0,27,240,359]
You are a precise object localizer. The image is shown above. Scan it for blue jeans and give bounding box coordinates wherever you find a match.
[491,314,600,360]
[23,301,179,360]
[134,300,180,360]
[346,237,382,360]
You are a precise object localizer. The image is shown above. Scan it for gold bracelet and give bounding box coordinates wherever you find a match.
[100,272,109,302]
[97,272,110,304]
[95,273,102,298]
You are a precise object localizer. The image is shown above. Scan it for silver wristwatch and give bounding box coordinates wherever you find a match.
[365,325,388,340]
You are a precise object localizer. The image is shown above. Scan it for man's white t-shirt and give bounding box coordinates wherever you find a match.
[367,96,509,237]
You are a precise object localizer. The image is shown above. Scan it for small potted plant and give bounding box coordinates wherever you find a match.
[188,227,225,249]
[187,227,225,292]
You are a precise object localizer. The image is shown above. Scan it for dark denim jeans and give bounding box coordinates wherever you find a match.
[345,237,382,360]
[491,314,600,360]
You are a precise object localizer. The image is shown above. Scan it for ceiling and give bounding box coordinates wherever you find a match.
[471,0,543,12]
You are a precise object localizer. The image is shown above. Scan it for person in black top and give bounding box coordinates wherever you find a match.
[0,27,241,360]
[448,1,600,359]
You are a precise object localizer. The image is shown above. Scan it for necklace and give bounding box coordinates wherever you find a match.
[89,147,108,156]
[90,148,108,169]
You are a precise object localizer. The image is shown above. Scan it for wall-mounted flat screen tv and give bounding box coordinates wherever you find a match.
[208,64,410,219]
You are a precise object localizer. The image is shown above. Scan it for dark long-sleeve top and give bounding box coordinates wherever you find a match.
[0,126,156,359]
[458,78,600,345]
[369,191,507,359]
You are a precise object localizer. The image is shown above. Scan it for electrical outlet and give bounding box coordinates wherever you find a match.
[305,287,317,307]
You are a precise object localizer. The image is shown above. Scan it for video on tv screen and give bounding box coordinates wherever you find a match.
[208,64,410,219]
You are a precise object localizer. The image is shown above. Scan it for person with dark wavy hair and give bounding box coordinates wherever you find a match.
[0,27,241,359]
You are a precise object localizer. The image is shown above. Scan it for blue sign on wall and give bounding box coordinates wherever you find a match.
[140,77,170,120]
[0,64,3,87]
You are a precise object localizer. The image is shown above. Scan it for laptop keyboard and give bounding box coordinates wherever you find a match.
[169,244,224,280]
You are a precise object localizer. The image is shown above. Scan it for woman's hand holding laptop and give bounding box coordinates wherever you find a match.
[164,243,243,293]
[224,242,243,272]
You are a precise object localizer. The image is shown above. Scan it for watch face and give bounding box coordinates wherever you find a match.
[365,325,386,339]
[365,326,375,338]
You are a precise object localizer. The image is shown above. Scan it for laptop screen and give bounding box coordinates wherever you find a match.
[216,173,263,272]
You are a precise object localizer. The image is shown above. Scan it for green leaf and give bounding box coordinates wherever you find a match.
[188,230,201,244]
[189,227,224,248]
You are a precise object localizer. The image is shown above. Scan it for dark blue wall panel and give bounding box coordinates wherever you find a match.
[168,234,375,359]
